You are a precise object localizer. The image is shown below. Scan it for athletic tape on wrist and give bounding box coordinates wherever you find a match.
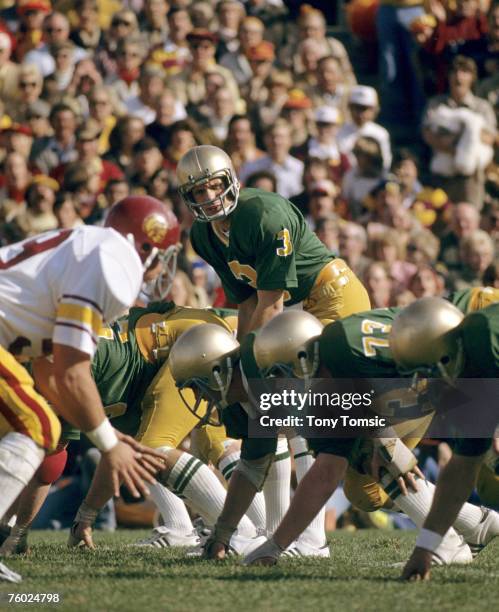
[86,419,118,452]
[416,528,444,552]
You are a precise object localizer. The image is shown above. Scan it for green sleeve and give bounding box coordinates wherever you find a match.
[460,304,499,377]
[447,289,472,314]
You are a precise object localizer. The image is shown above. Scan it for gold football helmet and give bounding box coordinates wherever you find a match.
[254,311,324,381]
[176,145,240,221]
[169,323,240,425]
[389,297,465,380]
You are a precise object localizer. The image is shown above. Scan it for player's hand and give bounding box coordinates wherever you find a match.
[115,431,166,473]
[101,441,157,498]
[68,521,95,550]
[401,547,433,581]
[203,537,228,560]
[397,465,425,496]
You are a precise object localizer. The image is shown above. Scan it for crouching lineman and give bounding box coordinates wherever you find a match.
[1,302,266,556]
[169,291,499,565]
[0,196,172,582]
[392,299,499,580]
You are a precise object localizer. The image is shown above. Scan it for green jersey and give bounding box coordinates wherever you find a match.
[190,188,334,305]
[459,303,499,377]
[319,309,399,378]
[92,301,176,435]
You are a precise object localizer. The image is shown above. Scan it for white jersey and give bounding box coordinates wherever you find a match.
[0,226,142,358]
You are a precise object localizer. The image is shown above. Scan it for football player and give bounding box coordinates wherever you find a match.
[0,195,172,582]
[169,289,499,565]
[176,145,371,339]
[0,303,266,556]
[391,299,499,580]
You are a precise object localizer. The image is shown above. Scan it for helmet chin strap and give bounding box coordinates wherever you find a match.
[212,357,234,410]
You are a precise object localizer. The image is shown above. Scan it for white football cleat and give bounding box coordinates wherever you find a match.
[133,526,200,549]
[463,507,499,556]
[431,534,473,566]
[0,561,22,583]
[282,540,330,559]
[229,533,268,556]
[0,526,29,557]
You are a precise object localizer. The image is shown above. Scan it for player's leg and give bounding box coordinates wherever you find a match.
[289,436,328,555]
[0,347,61,582]
[263,438,291,536]
[194,426,266,534]
[0,444,68,556]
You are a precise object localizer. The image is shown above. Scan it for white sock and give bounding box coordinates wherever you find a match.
[0,433,44,519]
[290,436,327,548]
[263,438,291,536]
[420,480,483,540]
[219,451,266,532]
[149,481,194,534]
[389,476,462,544]
[167,452,256,537]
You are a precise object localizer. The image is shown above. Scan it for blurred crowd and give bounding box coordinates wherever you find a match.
[0,0,498,310]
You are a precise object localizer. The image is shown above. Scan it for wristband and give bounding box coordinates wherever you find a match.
[86,419,118,453]
[212,520,238,546]
[74,500,100,526]
[416,528,444,552]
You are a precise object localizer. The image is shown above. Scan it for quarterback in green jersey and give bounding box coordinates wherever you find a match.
[177,145,370,340]
[390,299,499,581]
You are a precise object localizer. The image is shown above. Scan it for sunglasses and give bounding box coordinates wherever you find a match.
[90,99,109,106]
[119,51,140,58]
[191,42,213,49]
[112,19,133,27]
[20,81,38,88]
[45,27,65,34]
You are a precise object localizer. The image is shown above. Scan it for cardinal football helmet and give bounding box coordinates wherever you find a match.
[254,311,324,382]
[169,324,240,425]
[389,297,465,380]
[105,196,181,299]
[176,145,240,221]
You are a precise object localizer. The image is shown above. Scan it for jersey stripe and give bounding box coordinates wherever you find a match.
[0,362,52,448]
[0,396,30,439]
[54,321,98,346]
[58,303,102,336]
[61,294,103,315]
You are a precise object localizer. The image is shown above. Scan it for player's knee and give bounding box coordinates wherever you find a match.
[36,447,68,485]
[155,446,180,481]
[344,470,392,512]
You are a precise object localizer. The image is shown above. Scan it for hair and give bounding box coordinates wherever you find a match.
[340,221,368,248]
[369,227,406,260]
[391,148,419,170]
[460,229,495,259]
[108,115,145,153]
[317,55,341,70]
[450,54,478,83]
[407,229,440,263]
[483,260,499,285]
[245,170,277,191]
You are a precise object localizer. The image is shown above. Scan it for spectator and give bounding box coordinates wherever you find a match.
[0,152,31,222]
[224,114,265,174]
[251,69,292,134]
[128,137,164,193]
[168,28,241,110]
[307,55,350,121]
[196,86,237,145]
[103,178,130,208]
[239,118,304,199]
[439,201,480,270]
[24,11,87,77]
[315,213,341,253]
[168,270,201,307]
[290,156,331,214]
[338,85,392,171]
[342,136,386,219]
[409,264,445,298]
[406,229,441,265]
[216,0,247,58]
[305,179,338,229]
[147,167,172,204]
[461,0,499,79]
[294,38,327,91]
[48,40,77,92]
[0,31,19,106]
[107,38,145,108]
[2,123,34,160]
[451,229,496,289]
[219,16,265,86]
[25,100,52,139]
[86,85,118,155]
[146,90,187,151]
[140,0,170,48]
[70,0,104,53]
[422,55,496,207]
[283,5,355,86]
[369,227,417,289]
[97,10,140,79]
[391,149,424,209]
[7,63,43,122]
[53,190,84,229]
[364,261,394,308]
[105,115,145,173]
[124,65,166,126]
[163,119,200,173]
[14,0,51,62]
[63,161,101,223]
[483,260,499,287]
[338,221,372,279]
[242,40,276,107]
[244,170,277,192]
[147,7,192,77]
[282,89,313,150]
[31,101,79,174]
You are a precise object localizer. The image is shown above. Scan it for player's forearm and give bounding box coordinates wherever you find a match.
[236,294,258,341]
[273,454,347,550]
[246,292,284,335]
[217,471,258,530]
[84,457,115,512]
[422,454,483,537]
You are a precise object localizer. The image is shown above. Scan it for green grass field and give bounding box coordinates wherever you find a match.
[1,530,498,612]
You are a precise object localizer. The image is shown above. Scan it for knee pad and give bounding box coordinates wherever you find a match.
[234,453,274,491]
[36,448,68,485]
[0,432,44,486]
[343,467,392,512]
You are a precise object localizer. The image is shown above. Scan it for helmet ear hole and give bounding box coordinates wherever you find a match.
[141,243,152,253]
